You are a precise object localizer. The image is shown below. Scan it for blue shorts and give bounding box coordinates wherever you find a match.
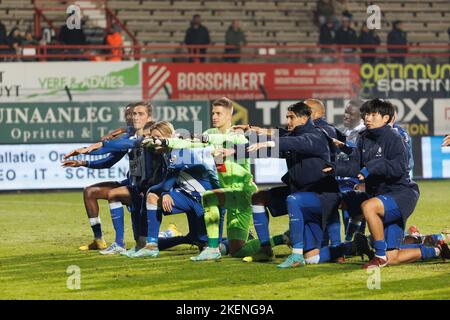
[161,189,204,217]
[377,194,404,250]
[267,186,290,217]
[304,222,324,252]
[119,178,129,187]
[287,192,325,252]
[295,192,325,252]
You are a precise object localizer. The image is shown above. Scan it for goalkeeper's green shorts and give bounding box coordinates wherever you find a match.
[202,188,253,241]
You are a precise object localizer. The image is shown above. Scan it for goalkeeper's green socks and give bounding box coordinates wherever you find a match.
[204,206,220,248]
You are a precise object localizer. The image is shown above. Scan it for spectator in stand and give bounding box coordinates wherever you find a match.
[7,26,24,61]
[319,17,335,62]
[335,16,358,62]
[358,24,380,65]
[447,27,450,63]
[184,14,210,63]
[20,30,39,61]
[59,15,87,60]
[224,20,246,63]
[105,24,123,61]
[0,21,8,61]
[334,0,352,21]
[387,20,407,64]
[22,30,39,45]
[317,0,338,29]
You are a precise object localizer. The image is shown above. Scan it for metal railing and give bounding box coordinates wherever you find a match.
[0,43,448,63]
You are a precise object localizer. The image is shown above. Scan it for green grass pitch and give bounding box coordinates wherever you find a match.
[0,180,449,300]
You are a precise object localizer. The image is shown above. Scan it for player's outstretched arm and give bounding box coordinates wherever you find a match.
[61,160,87,168]
[64,142,103,159]
[232,124,274,136]
[100,128,127,141]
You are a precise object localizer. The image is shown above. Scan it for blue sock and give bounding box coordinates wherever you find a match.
[319,246,331,263]
[89,217,102,239]
[327,218,341,247]
[286,195,304,251]
[373,240,387,257]
[420,245,438,260]
[345,219,362,242]
[252,206,270,246]
[109,202,124,247]
[431,234,444,242]
[146,203,161,244]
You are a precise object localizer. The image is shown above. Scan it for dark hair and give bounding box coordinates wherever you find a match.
[287,101,311,118]
[360,99,395,123]
[393,20,402,29]
[130,101,152,117]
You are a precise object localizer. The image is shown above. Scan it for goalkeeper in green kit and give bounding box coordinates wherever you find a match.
[157,97,288,261]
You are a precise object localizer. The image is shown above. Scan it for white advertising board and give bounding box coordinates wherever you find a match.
[0,61,141,102]
[0,143,128,190]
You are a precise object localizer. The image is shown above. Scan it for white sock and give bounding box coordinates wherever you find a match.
[109,202,122,210]
[292,248,303,255]
[89,217,101,226]
[252,205,265,213]
[146,203,158,210]
[375,254,387,260]
[435,247,441,256]
[305,255,320,264]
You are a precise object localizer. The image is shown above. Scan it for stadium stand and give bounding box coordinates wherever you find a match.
[0,0,448,61]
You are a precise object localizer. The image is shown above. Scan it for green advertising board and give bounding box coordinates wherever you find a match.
[0,101,210,144]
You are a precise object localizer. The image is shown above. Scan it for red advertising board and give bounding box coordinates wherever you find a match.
[142,63,360,101]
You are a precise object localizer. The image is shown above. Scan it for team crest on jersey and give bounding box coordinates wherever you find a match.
[376,147,382,157]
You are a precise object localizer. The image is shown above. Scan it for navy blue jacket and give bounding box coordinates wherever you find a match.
[338,125,419,222]
[314,117,347,162]
[314,117,337,140]
[393,123,414,174]
[277,118,339,194]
